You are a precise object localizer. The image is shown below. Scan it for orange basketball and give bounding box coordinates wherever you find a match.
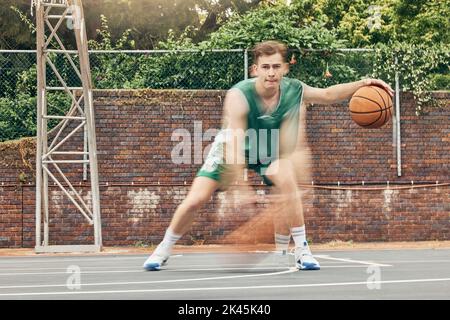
[349,85,393,128]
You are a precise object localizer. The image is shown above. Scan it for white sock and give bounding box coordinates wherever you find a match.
[291,225,307,247]
[274,233,290,254]
[155,228,182,255]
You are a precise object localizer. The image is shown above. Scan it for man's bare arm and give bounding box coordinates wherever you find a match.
[222,89,249,183]
[303,78,394,105]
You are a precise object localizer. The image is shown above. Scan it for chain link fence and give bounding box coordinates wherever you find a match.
[1,48,449,94]
[0,48,447,142]
[1,49,381,96]
[0,50,37,98]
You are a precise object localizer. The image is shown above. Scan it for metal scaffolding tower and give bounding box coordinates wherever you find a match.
[34,0,102,253]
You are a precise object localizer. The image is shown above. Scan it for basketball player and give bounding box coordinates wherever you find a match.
[143,40,393,271]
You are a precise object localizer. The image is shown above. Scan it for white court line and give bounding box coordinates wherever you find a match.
[0,264,374,276]
[0,255,183,267]
[0,266,290,276]
[0,257,149,264]
[0,263,279,272]
[0,253,268,264]
[0,255,442,271]
[0,267,298,290]
[0,277,449,297]
[164,265,369,271]
[0,252,396,266]
[0,263,369,273]
[0,264,265,272]
[0,254,179,264]
[315,255,392,267]
[366,260,450,264]
[0,252,391,271]
[0,259,355,272]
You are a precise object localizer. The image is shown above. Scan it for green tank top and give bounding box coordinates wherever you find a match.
[232,77,304,166]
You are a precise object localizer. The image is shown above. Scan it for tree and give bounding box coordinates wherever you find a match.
[300,0,398,47]
[1,0,258,49]
[393,0,450,44]
[203,2,346,49]
[193,0,262,41]
[97,0,201,49]
[0,0,35,49]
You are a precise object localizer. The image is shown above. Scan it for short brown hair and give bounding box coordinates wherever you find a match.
[252,40,287,63]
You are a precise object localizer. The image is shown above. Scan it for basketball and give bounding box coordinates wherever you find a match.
[349,85,393,128]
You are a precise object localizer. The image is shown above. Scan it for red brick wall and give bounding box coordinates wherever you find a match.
[0,90,448,248]
[0,186,22,247]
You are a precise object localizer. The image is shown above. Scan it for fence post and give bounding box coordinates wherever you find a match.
[394,56,402,177]
[244,49,248,80]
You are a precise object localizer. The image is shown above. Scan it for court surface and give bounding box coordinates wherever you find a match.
[0,247,449,300]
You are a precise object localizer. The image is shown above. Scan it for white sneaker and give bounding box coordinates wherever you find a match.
[295,242,320,270]
[143,245,170,271]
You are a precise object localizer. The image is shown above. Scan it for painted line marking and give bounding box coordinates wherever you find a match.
[0,266,290,276]
[0,254,183,265]
[315,255,392,267]
[0,277,449,297]
[0,264,373,276]
[0,267,297,291]
[0,257,148,264]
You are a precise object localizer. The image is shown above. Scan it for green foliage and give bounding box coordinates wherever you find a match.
[1,0,448,141]
[294,0,449,47]
[18,172,28,184]
[0,1,35,49]
[9,5,36,35]
[134,51,243,89]
[205,2,347,49]
[0,94,36,142]
[288,50,375,88]
[0,55,73,142]
[87,21,244,89]
[393,0,450,45]
[373,42,450,114]
[430,74,450,91]
[145,2,355,89]
[0,91,70,142]
[97,0,203,49]
[314,0,398,47]
[88,15,141,88]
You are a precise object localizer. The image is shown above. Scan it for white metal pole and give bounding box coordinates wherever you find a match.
[395,56,402,177]
[35,1,45,249]
[74,0,102,247]
[83,122,88,181]
[43,32,49,246]
[244,49,248,80]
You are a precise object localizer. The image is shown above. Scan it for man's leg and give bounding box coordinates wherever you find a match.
[265,159,320,270]
[143,176,220,270]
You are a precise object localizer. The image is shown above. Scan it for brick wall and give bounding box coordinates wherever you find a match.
[0,90,448,247]
[0,186,22,247]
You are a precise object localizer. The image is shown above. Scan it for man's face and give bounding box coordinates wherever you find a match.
[254,53,288,89]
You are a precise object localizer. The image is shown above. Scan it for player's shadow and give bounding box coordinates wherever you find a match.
[211,253,293,274]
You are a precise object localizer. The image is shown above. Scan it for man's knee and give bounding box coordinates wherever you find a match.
[265,159,297,190]
[182,194,210,211]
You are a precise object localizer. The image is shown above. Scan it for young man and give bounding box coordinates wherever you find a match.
[143,40,393,271]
